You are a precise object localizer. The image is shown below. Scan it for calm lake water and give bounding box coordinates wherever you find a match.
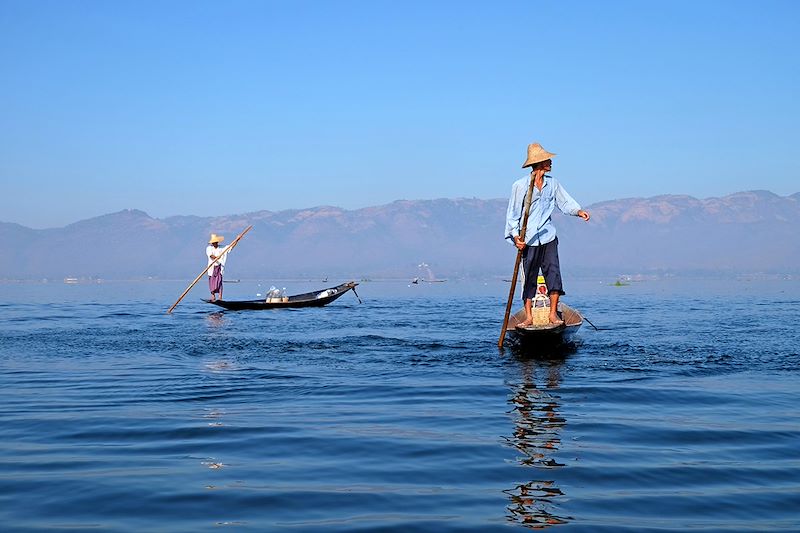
[1,278,799,532]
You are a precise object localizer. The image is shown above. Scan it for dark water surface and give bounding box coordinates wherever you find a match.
[1,278,799,531]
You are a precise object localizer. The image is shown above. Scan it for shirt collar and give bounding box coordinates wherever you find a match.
[533,174,550,191]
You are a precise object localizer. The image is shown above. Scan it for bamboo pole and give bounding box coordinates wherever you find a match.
[498,173,538,347]
[167,225,253,314]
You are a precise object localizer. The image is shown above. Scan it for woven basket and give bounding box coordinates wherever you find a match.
[531,294,550,325]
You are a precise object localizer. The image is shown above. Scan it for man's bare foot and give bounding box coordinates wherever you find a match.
[549,315,564,325]
[518,318,534,328]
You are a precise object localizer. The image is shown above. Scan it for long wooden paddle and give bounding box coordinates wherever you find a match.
[498,172,538,347]
[167,225,253,314]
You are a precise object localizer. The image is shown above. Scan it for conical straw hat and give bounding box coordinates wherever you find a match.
[208,233,225,244]
[521,143,556,168]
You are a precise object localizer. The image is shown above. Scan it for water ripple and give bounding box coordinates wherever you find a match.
[1,279,798,531]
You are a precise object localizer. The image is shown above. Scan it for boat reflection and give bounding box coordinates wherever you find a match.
[503,359,572,528]
[504,335,579,360]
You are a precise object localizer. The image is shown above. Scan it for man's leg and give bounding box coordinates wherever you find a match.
[541,238,565,325]
[522,297,533,326]
[549,291,562,324]
[519,245,543,327]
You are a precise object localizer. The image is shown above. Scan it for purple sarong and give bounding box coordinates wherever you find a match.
[208,264,223,294]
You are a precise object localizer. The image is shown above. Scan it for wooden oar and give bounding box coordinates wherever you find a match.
[351,285,363,304]
[167,225,253,314]
[498,173,537,348]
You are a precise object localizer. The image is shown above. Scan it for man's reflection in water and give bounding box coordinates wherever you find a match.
[205,311,226,328]
[503,357,572,528]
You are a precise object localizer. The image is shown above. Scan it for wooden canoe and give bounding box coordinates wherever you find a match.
[505,302,583,346]
[204,281,359,310]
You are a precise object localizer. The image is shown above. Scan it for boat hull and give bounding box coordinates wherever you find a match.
[505,302,583,350]
[204,282,358,310]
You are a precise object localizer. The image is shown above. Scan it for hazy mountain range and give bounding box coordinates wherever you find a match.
[3,190,798,280]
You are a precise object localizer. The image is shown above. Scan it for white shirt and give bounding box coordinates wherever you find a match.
[205,244,229,276]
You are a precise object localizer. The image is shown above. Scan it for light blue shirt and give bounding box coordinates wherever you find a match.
[505,174,582,246]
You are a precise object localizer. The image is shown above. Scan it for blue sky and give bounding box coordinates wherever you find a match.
[2,0,798,228]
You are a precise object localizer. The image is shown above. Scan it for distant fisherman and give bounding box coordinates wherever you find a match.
[505,143,590,326]
[206,233,229,302]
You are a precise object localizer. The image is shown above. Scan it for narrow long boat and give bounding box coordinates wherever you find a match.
[204,281,359,310]
[505,302,583,347]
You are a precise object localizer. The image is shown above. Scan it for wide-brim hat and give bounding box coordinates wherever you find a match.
[208,233,225,244]
[522,143,556,168]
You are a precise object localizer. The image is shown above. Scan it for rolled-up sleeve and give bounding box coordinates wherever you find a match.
[555,181,581,216]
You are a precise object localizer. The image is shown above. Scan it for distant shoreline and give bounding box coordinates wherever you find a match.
[2,273,797,285]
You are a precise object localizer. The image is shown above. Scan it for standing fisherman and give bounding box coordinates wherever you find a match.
[206,233,228,302]
[505,143,590,327]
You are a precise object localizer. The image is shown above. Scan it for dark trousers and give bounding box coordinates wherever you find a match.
[521,237,564,300]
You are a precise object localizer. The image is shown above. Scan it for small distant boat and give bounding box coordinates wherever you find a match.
[64,277,79,284]
[204,282,359,310]
[505,302,583,347]
[411,277,446,284]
